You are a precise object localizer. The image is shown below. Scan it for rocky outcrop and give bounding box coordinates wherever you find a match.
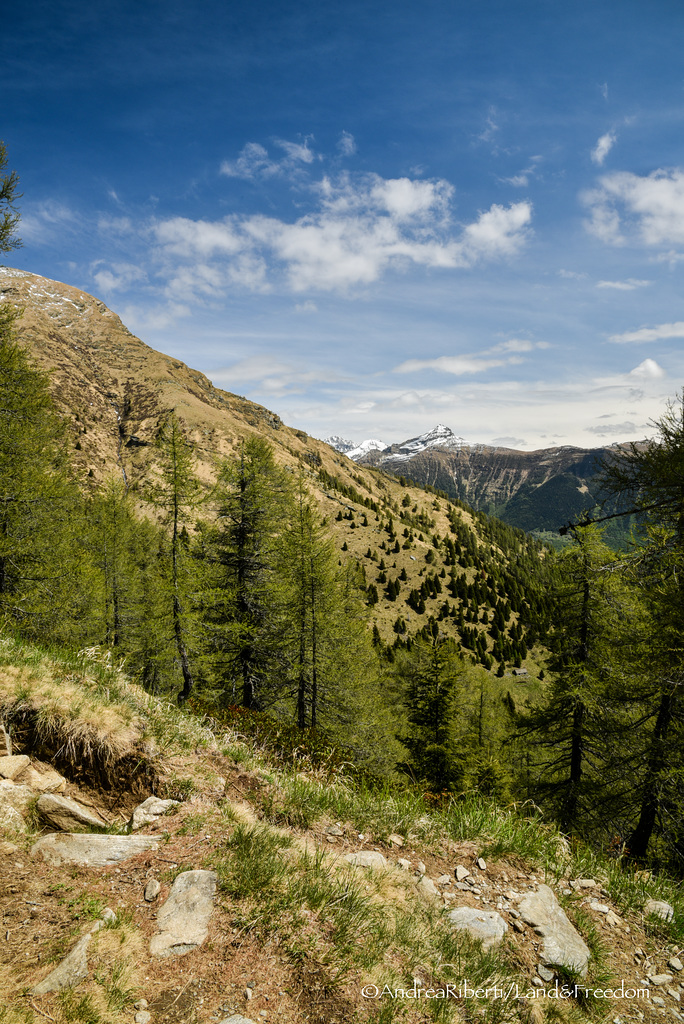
[518,884,591,975]
[150,869,217,957]
[32,909,116,995]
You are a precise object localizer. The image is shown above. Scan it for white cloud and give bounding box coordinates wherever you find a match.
[491,338,550,353]
[502,174,529,187]
[151,173,532,295]
[91,261,146,293]
[295,300,317,313]
[629,358,665,379]
[591,130,617,166]
[220,137,316,180]
[20,201,78,243]
[491,435,527,447]
[596,278,651,290]
[583,168,684,247]
[586,420,640,436]
[337,131,356,157]
[609,321,684,343]
[394,355,508,375]
[559,269,588,280]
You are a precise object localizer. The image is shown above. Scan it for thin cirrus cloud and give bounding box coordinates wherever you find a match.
[147,171,533,298]
[596,278,650,290]
[393,340,549,376]
[583,168,684,246]
[609,321,684,344]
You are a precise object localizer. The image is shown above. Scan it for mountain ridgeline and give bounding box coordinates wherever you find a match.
[327,424,640,545]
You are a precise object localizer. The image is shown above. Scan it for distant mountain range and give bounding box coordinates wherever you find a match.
[325,424,637,541]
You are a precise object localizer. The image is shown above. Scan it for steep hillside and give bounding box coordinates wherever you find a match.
[0,639,680,1024]
[1,266,549,671]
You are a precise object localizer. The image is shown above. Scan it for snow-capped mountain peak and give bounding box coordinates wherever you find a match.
[346,438,388,461]
[324,435,356,453]
[390,424,468,460]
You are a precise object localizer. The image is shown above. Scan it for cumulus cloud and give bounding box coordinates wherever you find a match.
[150,172,532,297]
[596,278,651,290]
[629,358,665,379]
[591,130,617,166]
[609,321,684,344]
[583,168,684,247]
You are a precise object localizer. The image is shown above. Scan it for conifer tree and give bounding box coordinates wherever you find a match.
[202,437,291,709]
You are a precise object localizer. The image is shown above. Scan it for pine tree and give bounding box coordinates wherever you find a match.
[149,413,200,704]
[201,437,291,709]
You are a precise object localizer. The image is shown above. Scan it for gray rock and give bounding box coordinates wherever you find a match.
[325,825,343,836]
[144,878,161,901]
[388,833,404,847]
[538,964,555,982]
[588,900,610,914]
[32,910,115,994]
[0,755,30,779]
[0,803,25,833]
[669,958,684,972]
[21,763,67,793]
[518,884,591,975]
[455,865,470,881]
[134,1013,152,1024]
[476,857,487,871]
[343,851,387,870]
[150,869,217,957]
[31,833,161,866]
[417,875,439,896]
[436,874,452,885]
[0,779,34,815]
[129,796,180,831]
[645,899,675,922]
[219,1016,258,1024]
[36,793,104,831]
[396,858,411,870]
[446,907,508,950]
[648,974,674,987]
[416,860,427,875]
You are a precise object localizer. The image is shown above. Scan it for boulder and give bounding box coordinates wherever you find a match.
[447,907,508,950]
[518,884,590,975]
[150,870,217,957]
[0,754,30,780]
[644,899,675,922]
[343,851,387,870]
[0,803,25,833]
[129,795,180,831]
[36,793,105,831]
[31,833,162,867]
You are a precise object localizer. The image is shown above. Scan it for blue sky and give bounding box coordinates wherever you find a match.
[4,0,684,449]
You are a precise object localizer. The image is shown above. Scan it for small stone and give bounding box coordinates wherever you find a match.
[513,919,526,933]
[0,723,11,757]
[134,1000,149,1010]
[668,989,681,1002]
[388,833,404,847]
[129,796,180,831]
[417,875,439,896]
[325,825,343,836]
[538,964,554,982]
[134,1013,152,1024]
[0,755,30,780]
[578,878,596,888]
[455,865,470,881]
[648,974,674,987]
[343,851,387,870]
[652,996,666,1007]
[476,857,487,871]
[645,900,674,922]
[218,1016,258,1024]
[436,874,452,885]
[245,987,253,999]
[532,977,544,988]
[396,858,410,870]
[670,958,683,972]
[415,860,426,875]
[605,911,621,928]
[144,879,161,901]
[588,900,610,914]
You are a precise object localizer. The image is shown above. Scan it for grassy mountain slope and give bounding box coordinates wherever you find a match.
[3,266,549,673]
